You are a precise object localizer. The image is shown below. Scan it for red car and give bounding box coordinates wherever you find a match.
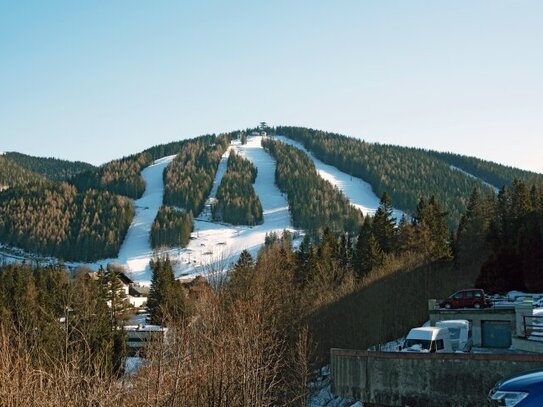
[439,289,492,309]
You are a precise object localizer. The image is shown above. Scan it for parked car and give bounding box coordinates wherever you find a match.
[439,289,492,309]
[488,369,543,406]
[400,327,452,353]
[435,319,473,352]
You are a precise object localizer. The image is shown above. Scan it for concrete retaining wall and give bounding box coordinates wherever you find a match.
[331,349,543,406]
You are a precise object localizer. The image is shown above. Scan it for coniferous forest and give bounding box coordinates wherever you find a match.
[262,137,363,235]
[276,126,498,227]
[70,154,150,199]
[212,150,263,225]
[462,181,543,293]
[150,206,193,249]
[0,135,230,261]
[69,137,215,199]
[0,155,46,189]
[0,182,134,261]
[3,152,96,182]
[428,150,543,189]
[163,135,230,215]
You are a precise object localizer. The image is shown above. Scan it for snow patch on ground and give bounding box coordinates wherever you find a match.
[275,136,404,220]
[308,366,361,407]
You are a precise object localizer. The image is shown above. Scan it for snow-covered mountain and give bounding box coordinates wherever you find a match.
[2,126,541,283]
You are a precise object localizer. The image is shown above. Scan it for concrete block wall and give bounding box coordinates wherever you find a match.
[331,349,543,406]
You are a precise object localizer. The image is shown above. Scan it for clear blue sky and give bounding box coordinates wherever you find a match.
[1,1,542,172]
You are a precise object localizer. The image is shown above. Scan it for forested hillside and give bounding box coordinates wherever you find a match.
[0,182,134,261]
[0,155,46,189]
[0,134,235,261]
[276,126,495,227]
[4,152,95,182]
[460,181,543,293]
[262,138,363,235]
[70,137,216,199]
[163,135,229,215]
[70,154,149,199]
[212,151,263,225]
[151,206,193,249]
[428,150,543,189]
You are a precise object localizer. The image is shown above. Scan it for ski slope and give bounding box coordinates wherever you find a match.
[114,155,176,275]
[0,155,176,279]
[167,136,296,280]
[275,136,404,220]
[0,139,297,283]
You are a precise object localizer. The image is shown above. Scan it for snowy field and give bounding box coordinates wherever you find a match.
[275,136,404,220]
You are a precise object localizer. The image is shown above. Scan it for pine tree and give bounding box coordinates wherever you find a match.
[396,214,416,253]
[365,234,385,273]
[455,189,492,266]
[426,196,452,259]
[354,215,372,276]
[103,266,131,329]
[228,250,255,302]
[372,192,396,253]
[71,269,118,374]
[295,234,316,287]
[148,255,187,325]
[338,233,353,270]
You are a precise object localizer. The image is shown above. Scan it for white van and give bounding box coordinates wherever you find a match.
[436,319,472,352]
[401,327,452,353]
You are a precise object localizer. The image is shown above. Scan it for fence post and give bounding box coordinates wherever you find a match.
[515,303,532,338]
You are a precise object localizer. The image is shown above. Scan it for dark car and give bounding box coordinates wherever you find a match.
[488,369,543,406]
[439,289,492,309]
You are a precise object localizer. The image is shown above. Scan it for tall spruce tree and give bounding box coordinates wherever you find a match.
[455,189,493,266]
[227,250,256,302]
[364,234,385,274]
[397,214,416,253]
[103,266,131,329]
[148,255,187,325]
[354,215,373,277]
[295,234,316,287]
[372,192,397,253]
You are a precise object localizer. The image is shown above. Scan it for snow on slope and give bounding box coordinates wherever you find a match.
[275,136,404,220]
[167,136,297,280]
[0,155,177,280]
[449,165,499,193]
[105,155,177,281]
[0,139,297,284]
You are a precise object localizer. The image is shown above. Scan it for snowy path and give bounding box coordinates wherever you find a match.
[197,146,232,221]
[275,136,404,220]
[110,155,176,280]
[449,165,499,193]
[168,136,296,279]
